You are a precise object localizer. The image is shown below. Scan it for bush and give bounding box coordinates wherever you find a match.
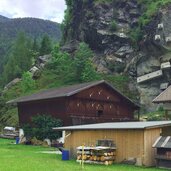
[129,28,143,45]
[109,20,117,31]
[146,107,165,121]
[108,62,125,73]
[23,114,62,141]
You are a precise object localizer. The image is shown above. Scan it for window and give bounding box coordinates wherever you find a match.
[96,104,104,117]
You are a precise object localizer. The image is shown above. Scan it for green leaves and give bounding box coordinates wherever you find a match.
[41,42,100,88]
[74,42,100,82]
[21,72,36,94]
[109,20,117,31]
[46,44,77,86]
[39,34,52,56]
[81,60,101,82]
[23,114,62,140]
[2,32,33,84]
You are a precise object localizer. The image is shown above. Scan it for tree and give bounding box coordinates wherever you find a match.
[32,37,40,60]
[39,34,52,55]
[2,32,33,84]
[32,37,39,53]
[47,44,77,85]
[81,60,101,82]
[12,32,33,71]
[21,72,36,93]
[3,56,22,83]
[74,42,100,82]
[23,114,62,140]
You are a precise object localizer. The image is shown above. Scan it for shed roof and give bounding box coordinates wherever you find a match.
[7,80,139,108]
[153,136,171,149]
[53,121,171,131]
[153,85,171,103]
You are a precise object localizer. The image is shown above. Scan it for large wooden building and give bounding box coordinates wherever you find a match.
[54,121,171,166]
[8,80,139,126]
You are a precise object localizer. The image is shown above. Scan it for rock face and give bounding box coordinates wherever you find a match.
[3,54,52,91]
[63,0,139,74]
[62,0,171,112]
[136,5,171,111]
[29,54,52,79]
[4,78,21,91]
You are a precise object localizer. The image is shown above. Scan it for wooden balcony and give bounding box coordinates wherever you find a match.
[137,70,163,83]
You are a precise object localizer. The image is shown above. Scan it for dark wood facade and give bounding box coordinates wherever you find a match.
[15,81,139,126]
[66,84,135,125]
[18,98,67,126]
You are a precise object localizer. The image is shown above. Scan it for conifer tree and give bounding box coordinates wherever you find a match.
[39,34,52,55]
[3,32,33,84]
[74,42,100,82]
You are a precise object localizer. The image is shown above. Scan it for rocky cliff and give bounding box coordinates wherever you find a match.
[61,0,171,112]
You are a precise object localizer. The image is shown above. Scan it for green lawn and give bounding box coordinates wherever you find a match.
[0,138,168,171]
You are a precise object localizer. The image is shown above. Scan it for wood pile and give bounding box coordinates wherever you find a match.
[76,146,116,165]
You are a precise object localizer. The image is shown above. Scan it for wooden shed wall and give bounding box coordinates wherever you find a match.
[64,129,145,164]
[143,128,161,166]
[64,128,163,166]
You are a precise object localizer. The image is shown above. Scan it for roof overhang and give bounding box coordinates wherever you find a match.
[53,121,171,131]
[6,80,140,109]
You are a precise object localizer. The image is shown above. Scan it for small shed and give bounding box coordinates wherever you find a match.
[54,121,171,166]
[153,85,171,119]
[153,136,171,168]
[8,80,139,126]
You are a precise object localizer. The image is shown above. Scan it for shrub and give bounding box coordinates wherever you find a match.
[109,20,117,31]
[108,62,125,73]
[23,114,62,141]
[129,28,143,45]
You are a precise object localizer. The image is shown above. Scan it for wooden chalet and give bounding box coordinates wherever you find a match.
[8,80,139,126]
[153,85,171,119]
[54,121,171,166]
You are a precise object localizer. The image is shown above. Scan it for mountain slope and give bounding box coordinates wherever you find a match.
[0,15,10,22]
[0,16,61,73]
[0,17,61,41]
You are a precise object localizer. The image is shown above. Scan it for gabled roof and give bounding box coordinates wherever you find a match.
[153,85,171,103]
[7,80,139,108]
[53,121,171,131]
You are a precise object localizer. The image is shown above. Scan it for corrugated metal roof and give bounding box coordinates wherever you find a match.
[7,80,139,108]
[153,85,171,103]
[53,121,171,131]
[164,138,171,148]
[153,136,171,149]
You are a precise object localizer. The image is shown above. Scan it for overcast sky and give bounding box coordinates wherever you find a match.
[0,0,66,23]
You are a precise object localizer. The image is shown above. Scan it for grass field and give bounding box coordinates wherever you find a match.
[0,138,168,171]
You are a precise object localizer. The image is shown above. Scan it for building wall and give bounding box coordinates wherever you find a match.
[64,129,145,165]
[18,97,67,126]
[17,83,137,126]
[64,128,163,166]
[163,103,171,110]
[66,84,136,125]
[143,128,161,166]
[162,126,171,136]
